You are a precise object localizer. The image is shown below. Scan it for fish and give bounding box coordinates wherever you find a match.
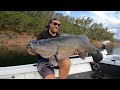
[27,34,103,63]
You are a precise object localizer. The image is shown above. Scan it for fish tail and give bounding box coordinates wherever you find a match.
[86,44,103,63]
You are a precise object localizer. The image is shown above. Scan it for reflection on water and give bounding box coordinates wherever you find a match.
[0,46,37,67]
[113,46,120,55]
[0,45,120,67]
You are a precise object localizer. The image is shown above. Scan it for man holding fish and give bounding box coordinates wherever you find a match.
[27,17,103,79]
[27,17,72,79]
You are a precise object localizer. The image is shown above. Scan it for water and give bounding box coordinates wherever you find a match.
[0,46,38,67]
[113,46,120,55]
[0,45,120,67]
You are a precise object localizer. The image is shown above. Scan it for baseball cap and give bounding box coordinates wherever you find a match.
[50,16,61,22]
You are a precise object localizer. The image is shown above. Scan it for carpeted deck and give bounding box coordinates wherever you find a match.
[67,63,120,79]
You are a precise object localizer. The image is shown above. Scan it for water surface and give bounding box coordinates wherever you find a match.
[0,46,37,67]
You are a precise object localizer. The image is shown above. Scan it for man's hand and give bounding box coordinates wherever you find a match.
[27,49,36,55]
[74,50,78,55]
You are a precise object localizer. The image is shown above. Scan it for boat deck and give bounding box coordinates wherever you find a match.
[67,63,120,79]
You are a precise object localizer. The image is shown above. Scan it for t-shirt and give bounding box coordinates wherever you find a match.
[37,29,60,40]
[36,29,60,60]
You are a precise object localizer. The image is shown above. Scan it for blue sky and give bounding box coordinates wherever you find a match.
[55,11,120,40]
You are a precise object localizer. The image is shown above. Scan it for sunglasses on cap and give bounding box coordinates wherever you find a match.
[51,22,61,27]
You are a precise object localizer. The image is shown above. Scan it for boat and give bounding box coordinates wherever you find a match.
[0,49,120,79]
[0,55,93,79]
[100,50,120,66]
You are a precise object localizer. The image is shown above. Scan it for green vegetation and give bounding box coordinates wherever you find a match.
[0,11,115,41]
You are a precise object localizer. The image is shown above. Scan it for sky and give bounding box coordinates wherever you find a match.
[55,11,120,40]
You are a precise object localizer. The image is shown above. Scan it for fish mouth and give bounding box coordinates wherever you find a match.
[91,50,103,63]
[26,42,33,49]
[26,43,31,48]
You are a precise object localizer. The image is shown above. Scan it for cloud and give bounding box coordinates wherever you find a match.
[91,11,120,24]
[90,11,120,40]
[65,11,71,16]
[55,11,120,40]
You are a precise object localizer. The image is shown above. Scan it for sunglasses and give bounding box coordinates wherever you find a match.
[51,22,61,27]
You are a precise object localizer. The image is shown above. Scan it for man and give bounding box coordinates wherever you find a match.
[102,40,110,50]
[27,17,71,79]
[102,40,113,55]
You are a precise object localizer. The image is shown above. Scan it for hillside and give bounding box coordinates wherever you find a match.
[0,31,36,46]
[0,30,118,49]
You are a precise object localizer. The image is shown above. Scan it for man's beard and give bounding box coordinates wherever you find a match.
[52,28,58,33]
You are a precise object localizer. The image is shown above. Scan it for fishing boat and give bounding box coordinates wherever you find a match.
[0,49,120,79]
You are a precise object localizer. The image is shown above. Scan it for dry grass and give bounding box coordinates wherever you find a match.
[0,31,36,46]
[91,40,118,49]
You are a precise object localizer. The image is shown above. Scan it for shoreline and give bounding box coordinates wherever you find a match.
[0,32,119,48]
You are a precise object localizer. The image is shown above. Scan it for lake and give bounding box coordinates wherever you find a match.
[113,46,120,55]
[0,46,38,67]
[0,45,120,67]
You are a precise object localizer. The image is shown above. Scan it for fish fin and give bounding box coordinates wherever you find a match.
[85,44,103,63]
[49,55,58,66]
[78,51,88,60]
[35,43,57,58]
[91,49,103,63]
[78,34,90,44]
